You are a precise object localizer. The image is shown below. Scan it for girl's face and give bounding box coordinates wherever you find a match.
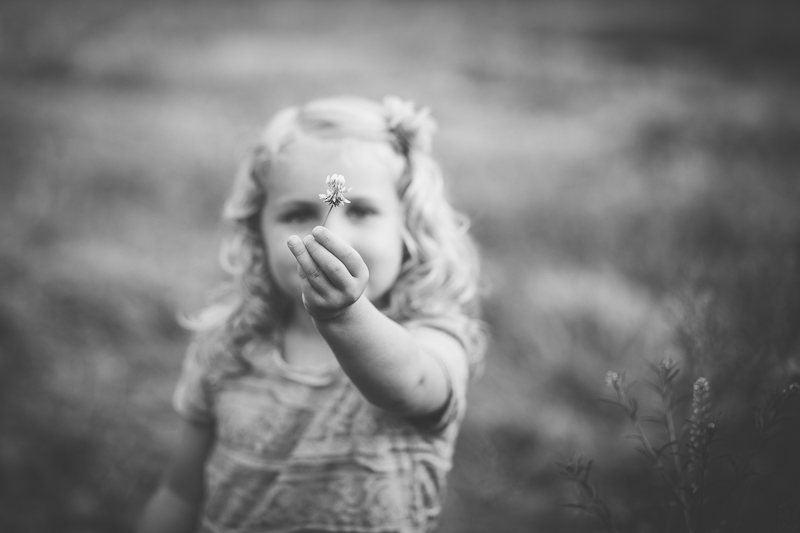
[261,135,406,309]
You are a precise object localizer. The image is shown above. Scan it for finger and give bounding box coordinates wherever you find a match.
[287,235,334,294]
[301,234,354,290]
[310,226,367,278]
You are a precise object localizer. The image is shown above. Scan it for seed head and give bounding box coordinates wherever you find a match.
[688,377,713,465]
[660,358,673,371]
[605,371,620,388]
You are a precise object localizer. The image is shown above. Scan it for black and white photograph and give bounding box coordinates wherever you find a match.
[1,1,799,532]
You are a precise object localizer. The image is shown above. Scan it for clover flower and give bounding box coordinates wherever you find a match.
[319,174,351,207]
[319,174,351,227]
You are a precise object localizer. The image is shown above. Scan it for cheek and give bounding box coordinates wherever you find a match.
[370,229,405,285]
[389,233,406,275]
[263,234,297,284]
[383,216,406,271]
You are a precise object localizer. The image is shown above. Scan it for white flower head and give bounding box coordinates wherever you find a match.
[693,377,710,395]
[383,95,437,154]
[605,371,620,388]
[319,174,352,208]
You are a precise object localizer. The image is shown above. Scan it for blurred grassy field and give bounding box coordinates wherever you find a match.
[2,1,800,532]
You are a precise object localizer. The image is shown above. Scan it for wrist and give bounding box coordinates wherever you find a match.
[312,295,369,326]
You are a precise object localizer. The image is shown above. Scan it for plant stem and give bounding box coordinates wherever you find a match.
[633,418,694,533]
[667,398,694,532]
[322,205,334,227]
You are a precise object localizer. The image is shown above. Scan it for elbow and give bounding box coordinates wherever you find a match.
[368,372,432,417]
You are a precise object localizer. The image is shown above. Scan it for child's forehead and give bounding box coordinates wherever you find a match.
[276,136,399,169]
[268,136,403,193]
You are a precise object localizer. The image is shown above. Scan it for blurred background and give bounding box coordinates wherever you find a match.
[2,1,799,532]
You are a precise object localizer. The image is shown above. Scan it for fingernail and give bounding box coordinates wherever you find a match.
[287,235,301,248]
[302,235,314,245]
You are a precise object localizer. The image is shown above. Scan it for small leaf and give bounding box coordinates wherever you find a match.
[641,379,664,397]
[666,367,680,382]
[597,398,627,411]
[656,440,679,458]
[633,445,652,460]
[641,415,667,426]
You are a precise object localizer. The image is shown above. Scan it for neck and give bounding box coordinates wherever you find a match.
[281,303,338,368]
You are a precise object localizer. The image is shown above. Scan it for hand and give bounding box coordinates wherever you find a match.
[287,226,369,321]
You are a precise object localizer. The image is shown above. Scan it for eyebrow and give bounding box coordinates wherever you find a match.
[346,195,376,203]
[275,200,320,210]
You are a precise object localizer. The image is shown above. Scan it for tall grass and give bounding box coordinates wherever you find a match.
[559,359,799,533]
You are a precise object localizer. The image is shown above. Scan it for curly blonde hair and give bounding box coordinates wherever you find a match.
[188,96,485,375]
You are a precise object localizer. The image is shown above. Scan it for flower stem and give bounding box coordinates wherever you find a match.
[633,417,694,533]
[666,397,694,532]
[619,387,694,533]
[322,205,334,227]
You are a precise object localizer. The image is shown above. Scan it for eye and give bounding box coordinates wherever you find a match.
[279,208,316,224]
[347,204,378,220]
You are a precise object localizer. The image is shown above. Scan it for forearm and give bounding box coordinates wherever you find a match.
[136,485,200,533]
[314,296,448,415]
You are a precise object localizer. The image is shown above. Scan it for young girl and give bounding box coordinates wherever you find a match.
[137,95,485,533]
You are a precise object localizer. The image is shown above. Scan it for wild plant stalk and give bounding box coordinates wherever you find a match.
[642,360,695,532]
[555,454,618,533]
[684,377,716,530]
[559,355,800,533]
[604,370,694,533]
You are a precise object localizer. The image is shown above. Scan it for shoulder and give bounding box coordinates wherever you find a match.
[406,324,466,368]
[184,325,261,383]
[404,316,485,378]
[172,327,248,421]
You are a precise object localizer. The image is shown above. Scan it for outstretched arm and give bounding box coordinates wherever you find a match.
[287,226,466,417]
